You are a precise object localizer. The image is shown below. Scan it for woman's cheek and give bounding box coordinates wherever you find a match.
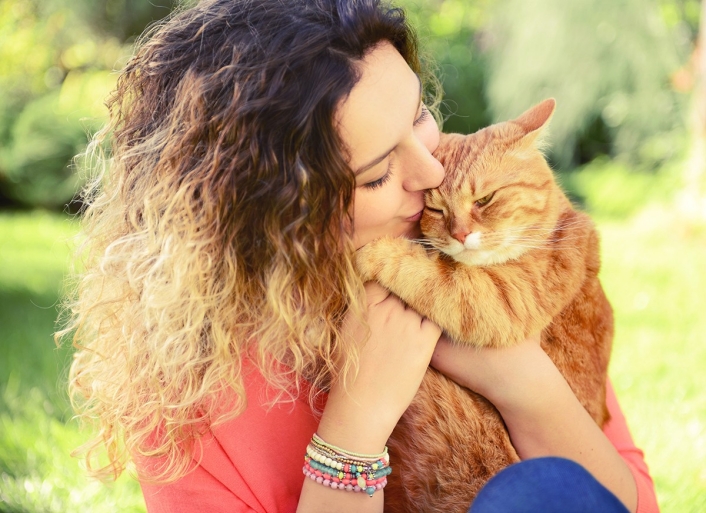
[352,188,403,248]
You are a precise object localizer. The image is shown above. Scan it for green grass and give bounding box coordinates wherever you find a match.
[1,170,705,511]
[0,211,144,512]
[566,160,706,511]
[601,208,706,512]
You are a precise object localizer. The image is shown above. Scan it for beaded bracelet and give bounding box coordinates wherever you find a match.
[306,444,389,473]
[303,457,390,490]
[302,463,389,494]
[304,433,392,497]
[311,433,389,461]
[305,454,392,482]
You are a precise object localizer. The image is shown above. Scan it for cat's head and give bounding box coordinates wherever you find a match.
[422,99,563,266]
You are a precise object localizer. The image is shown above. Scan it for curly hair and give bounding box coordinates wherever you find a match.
[58,0,441,483]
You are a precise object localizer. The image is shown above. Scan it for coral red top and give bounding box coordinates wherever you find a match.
[138,364,659,513]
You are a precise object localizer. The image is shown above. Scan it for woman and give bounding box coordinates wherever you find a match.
[62,0,658,511]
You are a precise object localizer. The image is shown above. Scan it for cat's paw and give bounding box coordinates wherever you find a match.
[355,236,405,282]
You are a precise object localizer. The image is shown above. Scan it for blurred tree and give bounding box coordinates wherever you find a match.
[483,0,689,169]
[0,0,176,209]
[399,0,496,134]
[658,0,702,42]
[1,0,697,210]
[679,0,706,217]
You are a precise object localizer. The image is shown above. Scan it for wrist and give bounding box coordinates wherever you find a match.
[481,348,562,413]
[433,336,555,407]
[316,388,396,455]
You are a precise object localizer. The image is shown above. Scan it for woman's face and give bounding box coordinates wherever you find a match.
[337,42,445,249]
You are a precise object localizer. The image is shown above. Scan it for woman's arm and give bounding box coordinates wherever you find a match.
[431,335,640,513]
[297,282,441,512]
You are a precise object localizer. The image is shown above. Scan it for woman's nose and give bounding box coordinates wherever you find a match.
[403,124,445,191]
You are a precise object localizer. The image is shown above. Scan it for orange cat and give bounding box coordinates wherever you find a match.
[355,99,614,513]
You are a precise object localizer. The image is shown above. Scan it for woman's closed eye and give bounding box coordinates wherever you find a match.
[362,105,429,191]
[363,168,393,190]
[414,105,430,127]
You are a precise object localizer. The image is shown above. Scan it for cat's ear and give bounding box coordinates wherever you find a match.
[512,98,556,147]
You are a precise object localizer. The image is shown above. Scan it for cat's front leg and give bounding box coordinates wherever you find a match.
[355,236,458,333]
[356,236,549,347]
[355,236,424,283]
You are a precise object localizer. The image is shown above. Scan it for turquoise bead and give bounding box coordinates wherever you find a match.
[366,486,375,496]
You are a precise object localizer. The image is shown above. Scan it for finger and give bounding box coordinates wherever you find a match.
[420,316,442,337]
[363,281,391,306]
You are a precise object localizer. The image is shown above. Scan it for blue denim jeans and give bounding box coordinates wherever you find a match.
[468,457,630,513]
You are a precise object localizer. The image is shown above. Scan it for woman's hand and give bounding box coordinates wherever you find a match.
[317,282,441,454]
[431,334,638,513]
[430,333,545,408]
[299,282,440,513]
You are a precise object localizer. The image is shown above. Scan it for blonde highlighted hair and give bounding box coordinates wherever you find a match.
[58,0,441,482]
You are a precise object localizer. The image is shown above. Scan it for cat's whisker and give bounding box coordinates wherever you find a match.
[501,227,586,237]
[508,236,586,244]
[501,219,593,233]
[492,230,592,242]
[510,235,588,243]
[510,244,582,251]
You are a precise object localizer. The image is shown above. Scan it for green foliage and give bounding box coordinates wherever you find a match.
[658,0,702,41]
[560,157,684,219]
[73,0,179,41]
[0,84,105,208]
[484,0,689,169]
[0,212,77,409]
[399,0,495,134]
[0,0,175,209]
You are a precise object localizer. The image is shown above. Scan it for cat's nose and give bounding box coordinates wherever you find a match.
[451,231,468,243]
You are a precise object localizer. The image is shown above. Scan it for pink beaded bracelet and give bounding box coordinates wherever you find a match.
[303,465,388,493]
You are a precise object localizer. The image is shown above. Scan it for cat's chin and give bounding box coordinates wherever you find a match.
[444,244,528,267]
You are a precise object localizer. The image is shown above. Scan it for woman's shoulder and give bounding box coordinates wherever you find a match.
[138,361,325,513]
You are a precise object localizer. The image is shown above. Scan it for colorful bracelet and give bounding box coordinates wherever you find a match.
[306,443,389,472]
[311,433,389,461]
[303,433,392,497]
[303,456,390,492]
[305,455,392,481]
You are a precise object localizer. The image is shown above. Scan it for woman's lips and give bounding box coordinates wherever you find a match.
[405,209,424,222]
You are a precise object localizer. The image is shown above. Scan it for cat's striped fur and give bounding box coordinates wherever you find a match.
[355,99,613,512]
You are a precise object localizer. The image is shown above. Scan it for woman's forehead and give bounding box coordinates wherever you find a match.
[335,42,420,174]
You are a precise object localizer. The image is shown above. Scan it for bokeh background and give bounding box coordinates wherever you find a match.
[1,0,705,511]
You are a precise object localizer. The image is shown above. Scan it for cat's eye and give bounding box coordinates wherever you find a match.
[475,192,495,207]
[425,207,444,216]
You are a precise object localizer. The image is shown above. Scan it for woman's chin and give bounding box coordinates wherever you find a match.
[402,223,422,240]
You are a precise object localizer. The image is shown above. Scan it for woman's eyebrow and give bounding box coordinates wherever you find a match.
[354,74,423,175]
[355,150,393,175]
